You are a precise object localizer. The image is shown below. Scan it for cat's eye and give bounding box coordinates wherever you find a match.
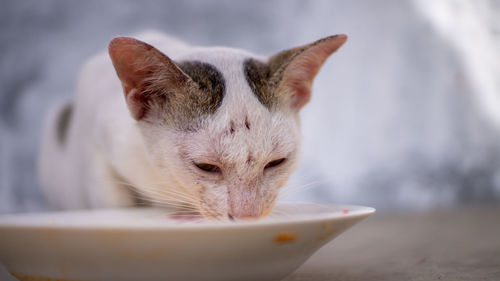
[195,162,221,174]
[265,158,287,169]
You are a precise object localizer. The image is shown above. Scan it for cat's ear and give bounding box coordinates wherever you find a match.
[108,37,190,120]
[270,34,347,110]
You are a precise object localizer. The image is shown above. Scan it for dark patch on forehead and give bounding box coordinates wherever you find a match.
[177,60,225,115]
[56,103,72,146]
[145,60,225,131]
[243,54,296,110]
[243,58,276,109]
[177,61,225,114]
[243,44,311,110]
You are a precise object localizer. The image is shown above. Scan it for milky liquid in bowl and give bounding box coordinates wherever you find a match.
[0,202,375,281]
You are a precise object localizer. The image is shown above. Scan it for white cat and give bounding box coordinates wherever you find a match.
[38,31,347,220]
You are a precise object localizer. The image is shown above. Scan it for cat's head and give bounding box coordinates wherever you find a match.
[108,34,347,220]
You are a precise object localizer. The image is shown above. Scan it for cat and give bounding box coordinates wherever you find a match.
[38,31,347,220]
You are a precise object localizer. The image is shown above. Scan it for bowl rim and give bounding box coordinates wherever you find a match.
[0,202,375,231]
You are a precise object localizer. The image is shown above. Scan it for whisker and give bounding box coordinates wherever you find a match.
[137,182,200,202]
[141,191,199,206]
[268,207,291,215]
[141,194,199,209]
[132,201,190,211]
[105,179,200,206]
[280,179,329,194]
[139,197,199,209]
[137,186,197,201]
[279,179,331,200]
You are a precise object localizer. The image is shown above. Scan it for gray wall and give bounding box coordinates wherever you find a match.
[1,0,500,213]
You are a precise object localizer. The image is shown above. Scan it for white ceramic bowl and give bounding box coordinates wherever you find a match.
[0,203,374,281]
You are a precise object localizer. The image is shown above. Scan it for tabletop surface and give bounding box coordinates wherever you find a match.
[284,206,500,281]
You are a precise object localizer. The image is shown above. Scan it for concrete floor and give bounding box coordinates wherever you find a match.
[285,206,500,281]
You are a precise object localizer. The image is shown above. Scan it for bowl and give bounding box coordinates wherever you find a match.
[0,202,374,281]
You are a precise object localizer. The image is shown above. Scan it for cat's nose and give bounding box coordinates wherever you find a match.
[227,187,261,219]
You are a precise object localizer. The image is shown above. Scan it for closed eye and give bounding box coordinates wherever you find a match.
[264,158,287,169]
[194,162,221,174]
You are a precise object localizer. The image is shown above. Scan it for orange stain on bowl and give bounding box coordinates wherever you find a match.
[274,232,297,244]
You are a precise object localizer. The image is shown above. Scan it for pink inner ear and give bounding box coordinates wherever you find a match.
[108,37,158,95]
[108,37,185,120]
[281,34,347,109]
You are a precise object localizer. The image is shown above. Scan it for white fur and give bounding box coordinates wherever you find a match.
[38,31,302,219]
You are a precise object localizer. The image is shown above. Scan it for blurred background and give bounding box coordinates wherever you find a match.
[1,0,500,213]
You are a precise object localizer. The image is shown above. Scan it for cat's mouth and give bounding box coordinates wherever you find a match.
[167,205,272,222]
[197,204,274,221]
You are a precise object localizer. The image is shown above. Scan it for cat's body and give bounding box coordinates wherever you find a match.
[40,31,179,210]
[38,31,346,219]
